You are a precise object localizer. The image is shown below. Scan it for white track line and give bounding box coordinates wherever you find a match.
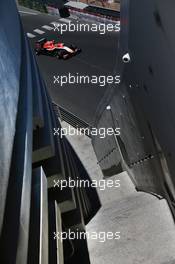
[19,11,38,15]
[50,22,60,26]
[70,15,78,20]
[59,18,71,23]
[27,32,36,38]
[50,22,60,30]
[42,25,54,31]
[33,29,45,34]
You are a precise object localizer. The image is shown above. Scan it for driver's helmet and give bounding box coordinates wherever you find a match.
[57,43,64,47]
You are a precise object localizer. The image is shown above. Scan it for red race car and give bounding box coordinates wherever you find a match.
[35,38,81,59]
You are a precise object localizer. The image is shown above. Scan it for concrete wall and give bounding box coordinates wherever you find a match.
[93,0,175,218]
[0,1,100,263]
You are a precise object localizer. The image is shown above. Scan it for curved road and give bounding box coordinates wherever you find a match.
[20,8,119,124]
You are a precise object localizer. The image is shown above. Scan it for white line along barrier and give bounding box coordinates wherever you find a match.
[19,10,38,15]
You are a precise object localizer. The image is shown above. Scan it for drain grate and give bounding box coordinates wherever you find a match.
[52,102,92,137]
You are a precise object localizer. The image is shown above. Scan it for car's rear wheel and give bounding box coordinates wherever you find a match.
[69,44,76,50]
[63,54,69,60]
[57,50,68,59]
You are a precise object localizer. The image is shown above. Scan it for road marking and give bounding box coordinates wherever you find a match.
[19,11,38,15]
[27,32,36,38]
[42,25,54,31]
[33,29,45,34]
[59,18,71,23]
[50,22,60,26]
[70,15,78,20]
[50,22,60,30]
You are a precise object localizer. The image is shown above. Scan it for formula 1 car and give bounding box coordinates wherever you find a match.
[35,38,81,59]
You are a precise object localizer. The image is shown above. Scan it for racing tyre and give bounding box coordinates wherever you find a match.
[35,51,40,55]
[57,50,68,60]
[69,44,76,50]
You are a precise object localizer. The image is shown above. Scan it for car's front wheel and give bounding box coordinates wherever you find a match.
[35,50,40,55]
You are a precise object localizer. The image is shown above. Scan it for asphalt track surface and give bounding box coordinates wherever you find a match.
[20,8,119,124]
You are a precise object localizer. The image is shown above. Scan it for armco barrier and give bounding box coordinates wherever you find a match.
[46,4,120,23]
[69,8,119,24]
[68,5,120,21]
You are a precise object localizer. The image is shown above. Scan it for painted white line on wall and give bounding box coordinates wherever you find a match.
[33,29,45,34]
[27,32,36,38]
[42,25,54,30]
